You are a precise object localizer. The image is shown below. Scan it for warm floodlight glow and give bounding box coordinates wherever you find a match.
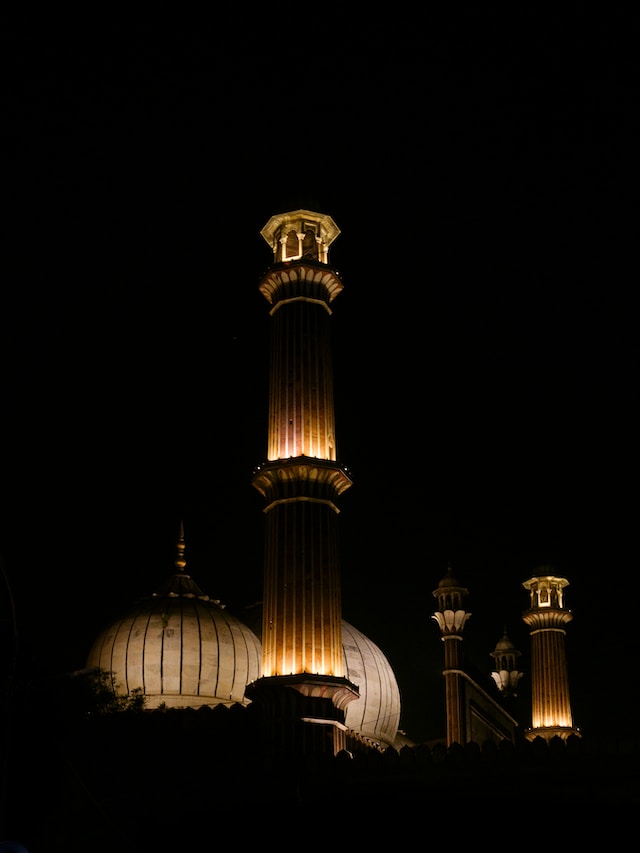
[523,570,579,741]
[260,209,340,265]
[523,574,569,610]
[262,647,343,682]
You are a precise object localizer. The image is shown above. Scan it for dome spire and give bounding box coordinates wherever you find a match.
[175,520,187,573]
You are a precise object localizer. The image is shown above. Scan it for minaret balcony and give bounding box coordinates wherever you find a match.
[252,457,352,506]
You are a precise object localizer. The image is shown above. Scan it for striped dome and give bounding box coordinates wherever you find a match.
[342,620,401,749]
[86,566,261,709]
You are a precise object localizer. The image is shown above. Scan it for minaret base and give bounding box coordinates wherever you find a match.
[246,674,359,759]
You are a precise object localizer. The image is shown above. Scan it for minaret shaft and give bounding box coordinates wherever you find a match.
[251,211,353,685]
[442,638,466,746]
[267,296,336,462]
[527,627,573,730]
[261,496,344,677]
[247,210,358,758]
[522,572,579,741]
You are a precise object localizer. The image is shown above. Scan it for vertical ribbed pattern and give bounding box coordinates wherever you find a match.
[257,257,347,683]
[85,597,262,707]
[530,628,573,730]
[443,637,465,746]
[342,621,402,747]
[250,216,403,751]
[262,498,343,678]
[522,574,577,739]
[267,298,335,462]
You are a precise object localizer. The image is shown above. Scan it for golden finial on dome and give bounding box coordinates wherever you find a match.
[175,520,187,572]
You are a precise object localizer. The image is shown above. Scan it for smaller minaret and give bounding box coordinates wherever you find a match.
[490,626,523,698]
[432,565,471,747]
[522,569,580,741]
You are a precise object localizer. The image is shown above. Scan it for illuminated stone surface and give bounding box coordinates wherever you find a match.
[86,567,262,709]
[342,620,401,749]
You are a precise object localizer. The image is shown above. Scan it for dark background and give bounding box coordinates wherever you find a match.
[2,8,637,743]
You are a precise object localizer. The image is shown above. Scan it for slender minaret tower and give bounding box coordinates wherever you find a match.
[522,569,580,741]
[432,565,471,747]
[246,208,359,758]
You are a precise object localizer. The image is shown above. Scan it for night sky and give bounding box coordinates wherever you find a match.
[3,9,637,743]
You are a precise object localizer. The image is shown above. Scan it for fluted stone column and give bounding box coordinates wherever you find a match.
[522,570,580,742]
[246,209,358,758]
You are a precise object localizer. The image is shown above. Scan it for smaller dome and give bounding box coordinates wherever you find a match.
[432,565,469,607]
[437,564,462,589]
[494,631,517,652]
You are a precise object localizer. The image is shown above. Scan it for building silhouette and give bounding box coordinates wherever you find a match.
[84,208,579,755]
[2,208,637,850]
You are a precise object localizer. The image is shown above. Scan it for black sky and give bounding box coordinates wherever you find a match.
[2,9,638,743]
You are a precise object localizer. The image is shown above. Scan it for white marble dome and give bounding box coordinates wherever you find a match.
[86,565,262,710]
[342,620,401,749]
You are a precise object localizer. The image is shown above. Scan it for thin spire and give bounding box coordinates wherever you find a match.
[175,520,187,573]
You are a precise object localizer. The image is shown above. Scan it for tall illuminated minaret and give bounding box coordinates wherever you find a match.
[522,569,580,742]
[246,208,359,757]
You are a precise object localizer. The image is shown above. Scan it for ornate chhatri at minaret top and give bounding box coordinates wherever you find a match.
[522,569,580,741]
[260,208,341,266]
[247,208,358,757]
[490,626,523,698]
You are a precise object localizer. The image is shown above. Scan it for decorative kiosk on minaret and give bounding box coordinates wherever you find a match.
[246,209,359,759]
[522,570,580,742]
[490,627,523,699]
